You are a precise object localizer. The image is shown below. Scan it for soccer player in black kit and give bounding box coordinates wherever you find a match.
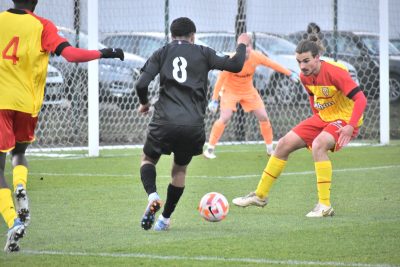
[135,17,248,231]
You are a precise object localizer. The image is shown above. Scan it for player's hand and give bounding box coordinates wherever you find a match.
[336,125,354,147]
[99,48,124,61]
[138,103,151,114]
[237,33,250,46]
[208,100,219,113]
[289,72,300,83]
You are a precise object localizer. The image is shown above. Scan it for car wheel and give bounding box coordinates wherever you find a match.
[389,73,400,103]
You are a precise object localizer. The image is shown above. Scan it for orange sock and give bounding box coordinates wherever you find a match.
[259,120,273,145]
[209,120,225,147]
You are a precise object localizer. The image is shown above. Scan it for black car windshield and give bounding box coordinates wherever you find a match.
[359,35,400,55]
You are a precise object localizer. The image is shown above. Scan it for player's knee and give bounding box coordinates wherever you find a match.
[219,114,232,124]
[275,136,292,156]
[11,143,29,155]
[141,154,159,165]
[258,116,270,123]
[174,154,192,166]
[311,139,329,153]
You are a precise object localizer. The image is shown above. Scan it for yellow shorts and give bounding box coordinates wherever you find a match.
[220,89,265,112]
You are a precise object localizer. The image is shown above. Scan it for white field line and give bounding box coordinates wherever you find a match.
[22,249,398,267]
[25,142,386,159]
[26,141,381,153]
[27,165,400,179]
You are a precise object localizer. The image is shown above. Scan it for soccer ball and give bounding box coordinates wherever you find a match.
[198,192,229,222]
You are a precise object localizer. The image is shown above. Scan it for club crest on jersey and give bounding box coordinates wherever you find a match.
[322,87,330,97]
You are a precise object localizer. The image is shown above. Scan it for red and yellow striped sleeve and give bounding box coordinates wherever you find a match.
[26,10,67,53]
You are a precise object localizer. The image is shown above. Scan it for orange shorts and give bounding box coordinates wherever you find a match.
[220,89,264,112]
[292,114,359,152]
[0,110,37,152]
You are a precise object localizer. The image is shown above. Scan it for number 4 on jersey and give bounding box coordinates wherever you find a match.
[2,36,20,65]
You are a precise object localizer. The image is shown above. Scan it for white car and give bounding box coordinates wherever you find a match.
[196,32,360,104]
[43,64,65,106]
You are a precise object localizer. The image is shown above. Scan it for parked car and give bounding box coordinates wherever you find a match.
[253,32,359,102]
[102,32,168,59]
[196,32,359,104]
[390,38,400,51]
[101,32,220,102]
[50,27,146,108]
[102,32,213,60]
[287,31,400,102]
[43,64,65,106]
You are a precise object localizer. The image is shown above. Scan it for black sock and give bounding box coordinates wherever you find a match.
[140,164,157,195]
[162,183,184,218]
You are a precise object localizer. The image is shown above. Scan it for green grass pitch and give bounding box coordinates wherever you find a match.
[1,144,400,266]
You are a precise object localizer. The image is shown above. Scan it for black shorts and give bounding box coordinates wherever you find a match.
[143,123,205,165]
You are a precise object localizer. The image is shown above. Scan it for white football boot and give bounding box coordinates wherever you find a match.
[4,218,25,253]
[154,214,170,231]
[14,184,30,226]
[232,192,268,207]
[306,203,335,218]
[203,146,216,159]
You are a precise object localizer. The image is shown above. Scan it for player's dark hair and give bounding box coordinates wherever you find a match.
[13,0,35,3]
[170,17,196,38]
[307,22,321,34]
[13,0,38,5]
[296,34,325,57]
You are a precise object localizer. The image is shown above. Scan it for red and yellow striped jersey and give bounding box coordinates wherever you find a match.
[212,50,291,99]
[0,9,66,116]
[300,61,363,126]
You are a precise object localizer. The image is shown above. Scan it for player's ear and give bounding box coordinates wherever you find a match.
[189,33,195,44]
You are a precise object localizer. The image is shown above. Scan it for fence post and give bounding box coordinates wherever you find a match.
[379,0,390,145]
[234,0,247,141]
[88,0,99,156]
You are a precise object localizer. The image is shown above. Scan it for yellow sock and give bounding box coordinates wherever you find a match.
[315,161,332,207]
[255,156,287,199]
[259,120,273,145]
[13,165,28,191]
[0,188,17,228]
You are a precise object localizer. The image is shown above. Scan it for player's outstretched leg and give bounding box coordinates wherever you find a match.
[14,184,30,226]
[141,194,161,230]
[4,218,25,253]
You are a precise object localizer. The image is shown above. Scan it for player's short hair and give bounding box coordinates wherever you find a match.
[296,35,325,57]
[12,0,37,3]
[170,17,196,38]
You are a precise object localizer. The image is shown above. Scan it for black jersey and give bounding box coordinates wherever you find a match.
[136,40,245,126]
